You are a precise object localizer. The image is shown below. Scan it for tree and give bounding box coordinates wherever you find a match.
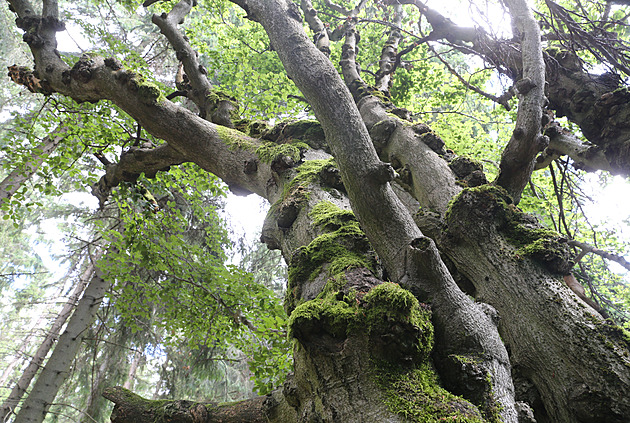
[4,0,630,422]
[0,251,98,422]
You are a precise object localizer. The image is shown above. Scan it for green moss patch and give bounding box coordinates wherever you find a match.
[446,185,573,274]
[128,73,165,105]
[215,125,257,151]
[256,141,309,164]
[375,363,486,423]
[288,201,373,287]
[288,283,432,353]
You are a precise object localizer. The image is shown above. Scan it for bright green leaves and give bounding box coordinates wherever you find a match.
[101,164,290,394]
[187,1,305,119]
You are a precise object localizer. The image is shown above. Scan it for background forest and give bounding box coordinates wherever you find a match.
[1,0,630,421]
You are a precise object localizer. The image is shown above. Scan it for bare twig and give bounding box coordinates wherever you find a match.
[570,239,630,272]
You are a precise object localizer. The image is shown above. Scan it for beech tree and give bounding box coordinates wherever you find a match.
[4,0,630,422]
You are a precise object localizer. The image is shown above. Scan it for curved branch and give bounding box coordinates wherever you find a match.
[91,143,186,208]
[151,0,237,126]
[569,239,630,272]
[534,122,614,173]
[6,0,273,199]
[427,45,512,110]
[494,0,546,203]
[301,0,331,56]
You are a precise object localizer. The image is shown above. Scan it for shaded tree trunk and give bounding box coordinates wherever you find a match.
[0,255,97,422]
[13,254,109,423]
[5,0,630,422]
[122,350,142,390]
[0,123,68,206]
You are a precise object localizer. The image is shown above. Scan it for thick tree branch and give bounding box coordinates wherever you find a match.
[6,0,274,199]
[91,143,186,208]
[534,122,613,172]
[104,387,270,423]
[494,0,546,203]
[239,1,519,421]
[150,0,237,127]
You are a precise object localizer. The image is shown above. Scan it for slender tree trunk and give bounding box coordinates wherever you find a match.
[0,256,98,422]
[79,349,111,423]
[122,350,142,390]
[0,315,45,389]
[12,256,109,423]
[0,124,68,206]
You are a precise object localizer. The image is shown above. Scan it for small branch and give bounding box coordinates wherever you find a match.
[151,0,237,126]
[374,4,402,93]
[569,239,630,272]
[427,45,512,110]
[301,0,331,56]
[535,122,615,173]
[323,0,368,16]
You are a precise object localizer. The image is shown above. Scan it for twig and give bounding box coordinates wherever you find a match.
[569,239,630,272]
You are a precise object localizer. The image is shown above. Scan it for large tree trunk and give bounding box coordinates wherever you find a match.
[5,0,630,421]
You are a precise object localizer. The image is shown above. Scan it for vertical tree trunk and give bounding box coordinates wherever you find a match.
[0,257,97,422]
[12,257,109,423]
[122,350,142,390]
[79,349,111,423]
[0,316,45,389]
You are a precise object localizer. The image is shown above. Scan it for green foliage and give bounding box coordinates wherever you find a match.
[187,0,306,119]
[101,165,290,395]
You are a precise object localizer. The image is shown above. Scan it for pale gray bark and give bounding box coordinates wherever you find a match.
[122,350,142,390]
[0,124,67,206]
[245,1,518,421]
[13,258,109,423]
[6,0,630,421]
[0,256,97,422]
[494,0,546,203]
[535,124,614,172]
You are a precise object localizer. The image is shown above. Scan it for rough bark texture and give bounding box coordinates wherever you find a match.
[5,0,630,422]
[103,386,270,423]
[494,0,546,203]
[417,186,630,423]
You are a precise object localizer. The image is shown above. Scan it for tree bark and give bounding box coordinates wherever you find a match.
[5,0,630,422]
[13,254,109,423]
[103,386,273,423]
[122,350,142,390]
[0,254,97,422]
[0,123,67,206]
[494,0,546,203]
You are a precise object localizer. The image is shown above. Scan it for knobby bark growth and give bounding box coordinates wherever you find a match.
[4,0,630,422]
